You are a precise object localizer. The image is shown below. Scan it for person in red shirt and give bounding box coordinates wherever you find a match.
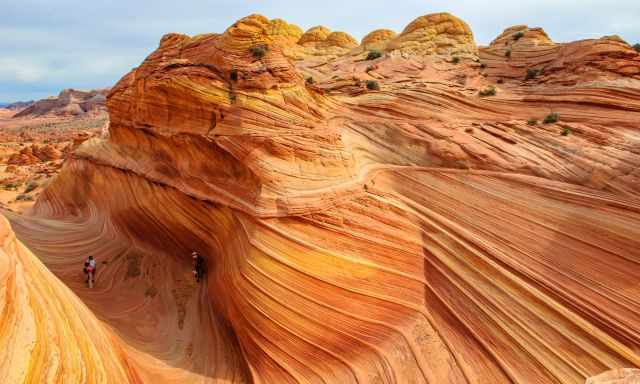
[84,255,97,288]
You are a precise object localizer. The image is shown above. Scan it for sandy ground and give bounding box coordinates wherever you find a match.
[0,163,53,213]
[0,109,15,119]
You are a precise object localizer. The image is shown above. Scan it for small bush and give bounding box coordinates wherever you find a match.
[4,183,18,190]
[633,43,640,53]
[451,56,460,64]
[229,69,238,81]
[24,181,38,193]
[145,286,158,298]
[480,63,486,69]
[543,112,560,124]
[513,31,525,40]
[527,118,538,126]
[16,194,34,201]
[249,45,268,59]
[505,49,512,58]
[305,76,315,85]
[366,51,382,60]
[525,68,540,80]
[478,85,497,97]
[561,127,571,136]
[366,65,375,72]
[497,78,504,84]
[366,80,380,91]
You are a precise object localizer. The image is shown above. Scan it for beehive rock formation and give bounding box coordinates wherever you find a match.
[387,12,478,57]
[3,12,640,384]
[361,29,397,50]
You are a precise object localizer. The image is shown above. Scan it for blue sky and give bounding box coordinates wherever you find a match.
[1,0,639,102]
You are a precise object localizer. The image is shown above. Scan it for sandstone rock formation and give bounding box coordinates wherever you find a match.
[586,369,640,383]
[387,12,478,57]
[361,29,397,50]
[292,24,359,59]
[3,12,640,384]
[6,146,40,165]
[14,88,109,118]
[7,144,62,165]
[480,26,640,85]
[0,215,141,383]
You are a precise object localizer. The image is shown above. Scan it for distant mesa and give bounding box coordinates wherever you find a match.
[13,88,109,118]
[1,100,35,111]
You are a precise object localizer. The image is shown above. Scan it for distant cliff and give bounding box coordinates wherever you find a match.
[1,100,34,110]
[13,88,108,118]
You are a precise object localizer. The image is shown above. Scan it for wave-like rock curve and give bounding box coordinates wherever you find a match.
[3,12,640,384]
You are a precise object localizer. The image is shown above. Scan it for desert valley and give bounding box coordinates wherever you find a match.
[0,88,107,212]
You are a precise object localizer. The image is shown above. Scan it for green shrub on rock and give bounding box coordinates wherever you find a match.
[250,45,268,59]
[513,31,525,40]
[543,112,560,124]
[366,80,380,91]
[525,68,540,80]
[366,51,382,60]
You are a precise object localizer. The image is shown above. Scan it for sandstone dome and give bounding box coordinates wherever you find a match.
[299,25,332,45]
[362,29,397,45]
[387,12,478,56]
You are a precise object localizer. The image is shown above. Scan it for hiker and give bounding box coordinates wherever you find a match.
[84,256,97,288]
[192,251,205,283]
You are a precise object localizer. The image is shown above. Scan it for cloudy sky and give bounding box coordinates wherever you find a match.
[1,0,639,102]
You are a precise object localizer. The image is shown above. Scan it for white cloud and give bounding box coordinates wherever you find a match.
[0,58,45,83]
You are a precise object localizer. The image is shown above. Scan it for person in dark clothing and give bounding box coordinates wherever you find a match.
[192,251,205,283]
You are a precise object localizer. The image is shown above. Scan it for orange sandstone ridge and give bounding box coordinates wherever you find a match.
[2,12,640,383]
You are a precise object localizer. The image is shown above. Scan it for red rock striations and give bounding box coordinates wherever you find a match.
[3,12,640,384]
[480,25,640,86]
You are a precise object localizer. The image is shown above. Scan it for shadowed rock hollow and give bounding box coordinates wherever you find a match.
[2,12,640,384]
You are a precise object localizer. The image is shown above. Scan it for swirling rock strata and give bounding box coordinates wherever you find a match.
[3,12,640,383]
[0,215,141,383]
